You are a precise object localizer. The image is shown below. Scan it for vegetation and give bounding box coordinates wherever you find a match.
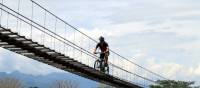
[0,77,24,88]
[49,80,79,88]
[150,80,200,88]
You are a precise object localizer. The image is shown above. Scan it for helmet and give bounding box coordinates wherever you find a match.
[99,36,104,42]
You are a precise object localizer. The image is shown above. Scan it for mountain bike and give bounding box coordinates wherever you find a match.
[94,52,109,74]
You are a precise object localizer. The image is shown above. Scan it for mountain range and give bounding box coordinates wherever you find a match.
[0,71,98,88]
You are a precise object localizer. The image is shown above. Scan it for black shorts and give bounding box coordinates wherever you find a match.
[100,52,109,59]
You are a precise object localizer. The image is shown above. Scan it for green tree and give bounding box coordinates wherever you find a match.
[150,80,200,88]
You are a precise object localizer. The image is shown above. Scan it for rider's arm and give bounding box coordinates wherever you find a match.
[93,43,99,54]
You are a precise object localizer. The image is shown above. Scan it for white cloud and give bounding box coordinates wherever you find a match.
[131,50,200,83]
[194,66,200,76]
[148,59,200,81]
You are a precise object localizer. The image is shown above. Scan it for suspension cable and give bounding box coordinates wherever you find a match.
[30,1,33,38]
[0,6,156,84]
[54,18,57,50]
[30,0,166,80]
[0,0,3,25]
[16,0,20,33]
[6,12,8,28]
[0,2,164,85]
[43,11,46,45]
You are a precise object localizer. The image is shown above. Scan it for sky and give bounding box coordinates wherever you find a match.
[1,0,200,86]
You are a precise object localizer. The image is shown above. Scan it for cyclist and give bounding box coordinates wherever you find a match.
[93,36,109,66]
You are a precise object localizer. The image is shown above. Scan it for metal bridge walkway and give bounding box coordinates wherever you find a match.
[0,26,141,88]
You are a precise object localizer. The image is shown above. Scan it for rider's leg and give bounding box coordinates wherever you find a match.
[100,53,105,71]
[104,53,109,66]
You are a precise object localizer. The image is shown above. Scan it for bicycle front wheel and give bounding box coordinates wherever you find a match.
[105,65,109,74]
[94,60,100,71]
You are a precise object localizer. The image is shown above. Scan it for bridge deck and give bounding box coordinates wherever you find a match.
[0,26,142,88]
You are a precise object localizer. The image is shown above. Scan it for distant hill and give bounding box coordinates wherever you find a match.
[0,71,97,88]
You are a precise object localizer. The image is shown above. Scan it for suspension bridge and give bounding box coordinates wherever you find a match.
[0,0,167,88]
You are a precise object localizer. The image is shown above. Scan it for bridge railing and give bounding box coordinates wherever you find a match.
[0,0,167,87]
